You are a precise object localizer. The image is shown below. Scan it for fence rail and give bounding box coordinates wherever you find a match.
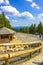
[0,42,43,65]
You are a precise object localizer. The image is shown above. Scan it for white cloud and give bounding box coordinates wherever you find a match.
[26,0,33,2]
[12,20,17,22]
[19,12,34,19]
[1,5,34,19]
[6,15,9,19]
[31,2,40,9]
[5,0,9,5]
[38,13,43,19]
[0,0,9,5]
[1,5,19,16]
[0,0,4,4]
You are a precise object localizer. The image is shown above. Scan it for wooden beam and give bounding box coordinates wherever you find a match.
[5,59,9,65]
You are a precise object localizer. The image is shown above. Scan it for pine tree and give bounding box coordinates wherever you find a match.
[0,12,12,29]
[37,22,43,34]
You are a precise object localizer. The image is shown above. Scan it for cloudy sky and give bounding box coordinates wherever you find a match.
[0,0,43,27]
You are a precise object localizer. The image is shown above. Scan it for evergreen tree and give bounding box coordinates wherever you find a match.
[33,24,37,34]
[29,24,34,34]
[0,12,12,29]
[37,22,43,34]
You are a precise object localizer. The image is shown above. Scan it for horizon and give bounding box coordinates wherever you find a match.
[0,0,43,27]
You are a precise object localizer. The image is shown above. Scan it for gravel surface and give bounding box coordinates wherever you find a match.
[15,33,41,43]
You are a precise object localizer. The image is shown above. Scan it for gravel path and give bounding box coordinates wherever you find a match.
[15,33,41,43]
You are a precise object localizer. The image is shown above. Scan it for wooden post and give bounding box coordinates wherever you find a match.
[0,35,1,43]
[39,48,42,53]
[30,52,32,58]
[9,34,10,40]
[5,59,9,65]
[0,35,1,39]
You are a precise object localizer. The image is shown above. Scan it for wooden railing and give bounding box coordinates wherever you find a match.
[0,42,43,65]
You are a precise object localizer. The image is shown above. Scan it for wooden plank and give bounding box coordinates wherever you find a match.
[0,41,42,47]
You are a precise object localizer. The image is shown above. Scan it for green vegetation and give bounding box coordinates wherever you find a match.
[0,12,12,29]
[13,22,43,34]
[37,22,43,34]
[29,24,37,34]
[0,12,43,34]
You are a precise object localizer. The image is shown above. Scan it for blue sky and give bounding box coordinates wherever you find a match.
[0,0,43,27]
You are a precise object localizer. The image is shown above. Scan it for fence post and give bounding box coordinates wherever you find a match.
[30,52,32,58]
[39,48,42,53]
[5,59,9,65]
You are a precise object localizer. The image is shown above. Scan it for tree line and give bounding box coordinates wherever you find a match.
[13,22,43,34]
[0,12,43,34]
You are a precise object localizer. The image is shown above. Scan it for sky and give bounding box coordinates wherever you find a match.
[0,0,43,27]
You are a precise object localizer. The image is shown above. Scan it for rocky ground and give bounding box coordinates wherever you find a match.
[15,32,41,43]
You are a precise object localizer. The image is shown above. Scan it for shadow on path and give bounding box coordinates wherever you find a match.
[32,62,43,65]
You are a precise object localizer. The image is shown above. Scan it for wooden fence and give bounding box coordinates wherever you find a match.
[0,42,43,65]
